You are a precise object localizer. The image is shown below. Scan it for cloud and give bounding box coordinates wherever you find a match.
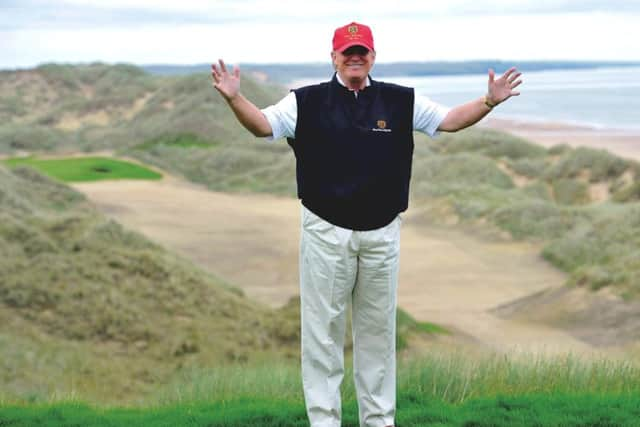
[2,0,640,68]
[3,0,639,32]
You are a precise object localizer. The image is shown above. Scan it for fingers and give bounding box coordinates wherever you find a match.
[211,59,241,85]
[502,66,517,80]
[492,66,523,91]
[211,60,237,76]
[211,64,220,83]
[504,68,523,88]
[508,71,522,84]
[488,68,495,84]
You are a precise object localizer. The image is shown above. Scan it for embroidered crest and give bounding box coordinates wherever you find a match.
[348,25,358,34]
[372,119,392,133]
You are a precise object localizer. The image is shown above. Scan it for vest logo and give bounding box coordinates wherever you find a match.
[348,25,358,34]
[372,119,392,132]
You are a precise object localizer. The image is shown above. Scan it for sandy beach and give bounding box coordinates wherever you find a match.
[481,116,640,162]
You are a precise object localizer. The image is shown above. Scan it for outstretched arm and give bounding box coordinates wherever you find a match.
[211,59,273,137]
[437,67,522,132]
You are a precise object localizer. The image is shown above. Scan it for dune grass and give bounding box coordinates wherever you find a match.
[3,156,162,182]
[407,130,640,296]
[1,160,445,404]
[2,352,640,426]
[0,164,296,403]
[147,352,640,407]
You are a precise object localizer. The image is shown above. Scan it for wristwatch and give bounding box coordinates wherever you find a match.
[483,95,497,109]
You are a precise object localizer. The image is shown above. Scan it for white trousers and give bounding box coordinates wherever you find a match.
[300,206,400,427]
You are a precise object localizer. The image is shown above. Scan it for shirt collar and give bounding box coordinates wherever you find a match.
[335,73,371,92]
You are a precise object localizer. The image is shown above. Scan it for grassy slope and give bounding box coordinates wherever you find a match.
[0,164,297,402]
[413,130,640,296]
[0,162,439,403]
[0,63,285,153]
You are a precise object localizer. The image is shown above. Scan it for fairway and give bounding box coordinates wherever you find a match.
[3,157,162,182]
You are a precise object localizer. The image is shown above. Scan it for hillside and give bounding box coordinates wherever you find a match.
[0,163,303,402]
[0,62,286,153]
[0,160,443,403]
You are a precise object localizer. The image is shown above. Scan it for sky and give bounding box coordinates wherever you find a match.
[2,0,640,69]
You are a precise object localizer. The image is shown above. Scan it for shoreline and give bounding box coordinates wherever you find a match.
[1,115,638,163]
[480,116,640,162]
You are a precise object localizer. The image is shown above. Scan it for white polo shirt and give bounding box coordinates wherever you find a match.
[261,74,451,141]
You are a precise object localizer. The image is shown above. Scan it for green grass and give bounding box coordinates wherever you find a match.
[3,157,162,182]
[150,352,640,406]
[2,394,639,427]
[2,353,640,426]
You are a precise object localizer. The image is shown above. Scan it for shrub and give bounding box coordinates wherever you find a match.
[412,153,514,192]
[552,178,590,205]
[612,182,640,203]
[521,182,552,201]
[548,143,572,155]
[545,147,629,182]
[568,265,626,290]
[541,204,640,293]
[507,157,548,178]
[491,200,579,239]
[0,124,68,152]
[437,128,547,159]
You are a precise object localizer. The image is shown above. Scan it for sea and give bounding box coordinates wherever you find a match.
[383,66,640,131]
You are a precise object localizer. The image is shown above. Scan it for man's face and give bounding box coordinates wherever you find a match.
[331,45,376,83]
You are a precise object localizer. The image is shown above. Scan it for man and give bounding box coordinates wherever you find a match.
[211,21,521,427]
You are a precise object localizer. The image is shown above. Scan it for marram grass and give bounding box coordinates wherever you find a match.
[2,351,639,426]
[149,351,640,406]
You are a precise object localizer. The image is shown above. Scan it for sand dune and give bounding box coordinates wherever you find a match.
[482,117,640,162]
[73,177,595,355]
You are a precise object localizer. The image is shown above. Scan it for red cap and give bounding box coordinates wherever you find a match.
[332,22,375,53]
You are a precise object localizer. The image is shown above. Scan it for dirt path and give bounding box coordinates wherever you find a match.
[73,178,594,355]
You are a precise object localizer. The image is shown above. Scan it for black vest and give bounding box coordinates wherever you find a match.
[287,74,414,231]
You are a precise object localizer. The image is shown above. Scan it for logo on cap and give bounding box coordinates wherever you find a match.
[332,21,374,52]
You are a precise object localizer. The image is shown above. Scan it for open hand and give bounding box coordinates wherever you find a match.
[211,59,240,101]
[487,67,522,106]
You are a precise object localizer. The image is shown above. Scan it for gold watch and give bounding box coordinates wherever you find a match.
[483,95,497,109]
